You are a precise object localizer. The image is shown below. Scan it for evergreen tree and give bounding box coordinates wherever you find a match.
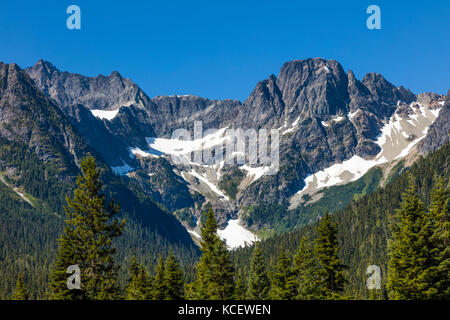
[48,156,125,300]
[315,212,347,299]
[387,174,434,299]
[193,205,235,299]
[426,177,449,299]
[164,251,184,300]
[153,255,167,300]
[247,242,270,300]
[293,237,320,299]
[269,248,297,299]
[11,273,27,300]
[126,256,152,300]
[233,272,247,300]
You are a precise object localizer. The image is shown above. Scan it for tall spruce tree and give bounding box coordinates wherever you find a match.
[315,212,347,299]
[294,237,320,299]
[193,205,235,299]
[387,174,435,299]
[11,273,27,300]
[164,251,184,300]
[126,256,153,300]
[153,255,168,300]
[425,177,449,299]
[48,156,125,300]
[247,242,270,300]
[269,248,297,300]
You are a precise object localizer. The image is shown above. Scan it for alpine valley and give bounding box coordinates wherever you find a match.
[1,57,449,298]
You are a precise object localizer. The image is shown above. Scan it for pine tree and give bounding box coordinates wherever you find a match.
[126,256,152,300]
[193,205,235,299]
[153,255,167,300]
[315,212,347,299]
[427,177,449,299]
[293,237,320,299]
[387,174,434,299]
[247,242,270,300]
[11,273,27,300]
[269,248,297,300]
[48,156,125,300]
[233,272,247,300]
[164,251,184,300]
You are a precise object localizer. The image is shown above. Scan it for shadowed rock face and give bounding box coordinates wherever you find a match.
[417,90,450,154]
[22,57,447,230]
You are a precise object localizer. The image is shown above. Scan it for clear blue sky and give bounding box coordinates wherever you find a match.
[0,0,449,101]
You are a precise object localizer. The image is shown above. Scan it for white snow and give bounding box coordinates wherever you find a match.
[217,219,258,249]
[348,110,358,120]
[187,170,229,201]
[299,155,386,193]
[111,160,134,176]
[294,101,441,198]
[332,116,345,122]
[321,121,329,127]
[128,147,157,158]
[292,116,301,127]
[91,109,120,120]
[188,229,201,239]
[240,165,271,184]
[144,127,229,163]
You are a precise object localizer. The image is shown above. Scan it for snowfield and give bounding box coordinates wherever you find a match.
[90,109,120,120]
[217,219,258,249]
[289,101,442,209]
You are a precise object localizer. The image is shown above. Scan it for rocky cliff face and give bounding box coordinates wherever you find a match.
[417,90,450,154]
[0,62,89,169]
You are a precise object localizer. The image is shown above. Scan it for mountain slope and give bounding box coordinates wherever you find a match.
[0,62,199,298]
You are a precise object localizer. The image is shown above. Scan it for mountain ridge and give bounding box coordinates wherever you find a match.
[20,58,449,246]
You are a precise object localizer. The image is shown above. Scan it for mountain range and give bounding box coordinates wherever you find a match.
[1,58,448,249]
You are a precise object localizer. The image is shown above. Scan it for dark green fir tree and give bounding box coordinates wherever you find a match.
[387,174,434,299]
[48,156,125,300]
[126,256,153,300]
[293,237,320,299]
[247,242,270,300]
[193,205,235,300]
[269,248,297,300]
[153,255,167,300]
[164,251,184,300]
[315,212,347,299]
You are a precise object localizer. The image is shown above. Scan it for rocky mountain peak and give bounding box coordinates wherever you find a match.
[25,61,152,112]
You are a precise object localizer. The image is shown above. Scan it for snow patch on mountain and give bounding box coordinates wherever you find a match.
[91,109,120,120]
[240,165,272,185]
[111,160,134,175]
[289,102,442,209]
[144,127,229,164]
[184,170,229,201]
[217,219,258,249]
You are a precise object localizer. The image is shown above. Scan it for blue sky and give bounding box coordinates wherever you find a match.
[0,0,449,101]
